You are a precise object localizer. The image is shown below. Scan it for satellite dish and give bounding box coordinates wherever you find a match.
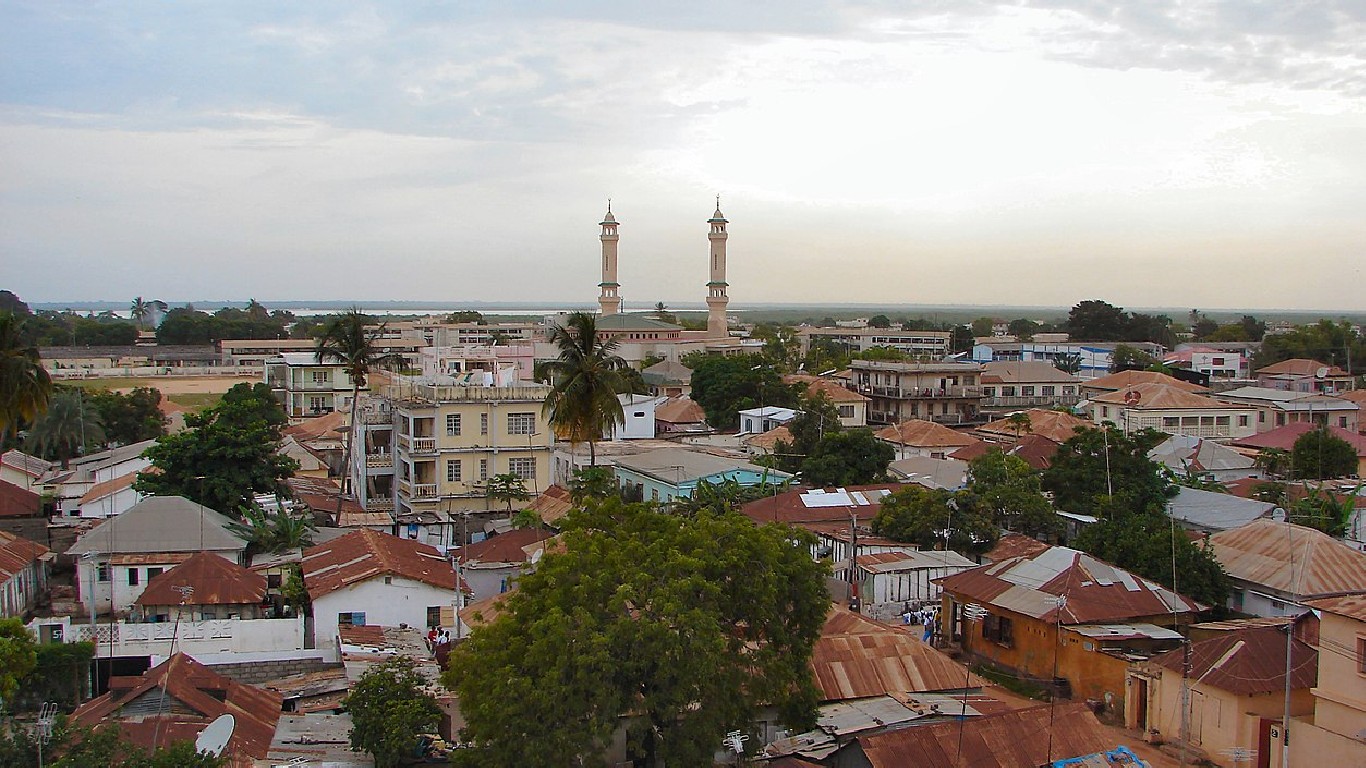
[194,713,235,757]
[1316,367,1330,378]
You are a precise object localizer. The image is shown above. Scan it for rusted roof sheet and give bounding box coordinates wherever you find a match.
[0,479,42,518]
[1092,382,1239,409]
[951,433,1059,470]
[72,653,282,768]
[525,484,573,525]
[1231,422,1366,456]
[653,395,707,424]
[1153,625,1317,695]
[134,551,266,607]
[812,607,984,700]
[745,425,793,452]
[0,530,48,580]
[287,476,366,515]
[78,473,138,505]
[938,545,1203,624]
[460,527,554,565]
[740,484,902,526]
[1209,520,1366,599]
[1255,358,1349,377]
[302,529,463,599]
[854,550,975,575]
[1304,593,1366,622]
[852,703,1118,768]
[984,533,1050,564]
[875,419,980,449]
[784,374,870,403]
[1083,370,1207,393]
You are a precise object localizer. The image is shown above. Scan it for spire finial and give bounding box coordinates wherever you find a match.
[715,193,721,208]
[607,197,612,214]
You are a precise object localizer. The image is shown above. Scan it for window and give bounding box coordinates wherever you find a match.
[1340,417,1349,428]
[982,614,1014,646]
[96,563,110,582]
[446,459,462,482]
[509,457,536,480]
[1163,417,1179,427]
[308,395,327,413]
[1259,412,1266,423]
[338,612,366,627]
[508,412,536,435]
[839,405,855,418]
[1212,357,1225,366]
[480,413,489,435]
[1021,386,1035,396]
[983,387,996,397]
[1041,386,1055,396]
[1102,406,1110,418]
[479,458,489,481]
[426,606,443,628]
[446,413,461,436]
[311,370,328,383]
[1215,416,1230,426]
[127,569,139,586]
[1358,637,1366,674]
[147,567,163,580]
[1238,415,1250,427]
[267,573,282,589]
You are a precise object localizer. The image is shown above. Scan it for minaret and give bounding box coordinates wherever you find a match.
[706,197,729,338]
[598,201,621,316]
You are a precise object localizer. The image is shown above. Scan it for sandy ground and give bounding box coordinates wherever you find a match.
[106,375,260,394]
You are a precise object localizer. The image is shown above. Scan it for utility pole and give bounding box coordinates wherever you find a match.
[848,510,859,612]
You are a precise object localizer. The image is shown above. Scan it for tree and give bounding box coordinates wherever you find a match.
[1253,320,1362,374]
[1073,507,1229,610]
[1007,318,1039,341]
[444,499,827,768]
[968,450,1060,538]
[0,311,52,442]
[1291,427,1358,480]
[281,563,310,615]
[345,656,440,768]
[1005,411,1032,444]
[1053,352,1083,375]
[764,391,843,474]
[688,354,798,430]
[1254,447,1291,478]
[130,297,151,330]
[89,387,167,446]
[445,310,485,324]
[1042,426,1171,517]
[484,472,531,512]
[316,309,405,513]
[652,302,677,325]
[1110,344,1159,372]
[135,383,297,514]
[0,617,37,706]
[1207,323,1250,342]
[1066,300,1128,341]
[1191,316,1219,340]
[569,466,616,502]
[970,317,994,337]
[228,503,317,555]
[671,476,789,516]
[541,312,628,465]
[871,485,999,556]
[1288,485,1358,537]
[800,429,894,487]
[26,389,106,467]
[868,314,892,329]
[0,720,226,768]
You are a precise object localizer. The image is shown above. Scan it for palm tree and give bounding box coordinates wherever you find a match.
[229,503,317,555]
[1006,411,1032,446]
[541,312,627,466]
[315,309,405,515]
[130,297,151,330]
[27,389,105,467]
[0,311,53,443]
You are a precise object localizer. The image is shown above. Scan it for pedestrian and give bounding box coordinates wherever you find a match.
[426,626,438,650]
[902,609,913,626]
[922,615,935,643]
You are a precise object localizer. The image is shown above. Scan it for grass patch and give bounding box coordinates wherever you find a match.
[167,393,222,412]
[970,663,1053,701]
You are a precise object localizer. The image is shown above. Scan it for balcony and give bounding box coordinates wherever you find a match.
[398,434,438,455]
[367,498,395,512]
[365,452,394,469]
[982,394,1080,409]
[866,385,981,399]
[30,616,306,658]
[398,479,439,499]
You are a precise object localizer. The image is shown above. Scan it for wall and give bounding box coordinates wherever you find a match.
[462,562,519,604]
[31,615,307,658]
[78,486,144,518]
[76,550,240,616]
[312,576,462,649]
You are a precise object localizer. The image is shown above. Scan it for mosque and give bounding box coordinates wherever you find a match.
[590,200,736,344]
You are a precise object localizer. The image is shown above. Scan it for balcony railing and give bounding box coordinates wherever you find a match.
[365,453,394,468]
[982,394,1080,408]
[398,434,438,455]
[411,483,438,498]
[866,385,981,399]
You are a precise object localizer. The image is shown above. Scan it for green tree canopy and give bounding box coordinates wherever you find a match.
[1291,427,1359,480]
[799,429,894,488]
[1041,426,1171,517]
[484,472,531,512]
[1253,320,1362,374]
[0,617,38,706]
[1066,300,1128,341]
[135,383,296,514]
[686,353,799,430]
[1072,503,1229,610]
[871,485,999,556]
[1110,344,1160,372]
[0,310,52,441]
[89,387,167,446]
[868,314,892,328]
[967,450,1060,538]
[444,499,828,767]
[26,389,106,467]
[541,312,628,464]
[345,656,440,768]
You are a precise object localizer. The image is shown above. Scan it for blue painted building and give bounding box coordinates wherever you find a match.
[612,447,792,504]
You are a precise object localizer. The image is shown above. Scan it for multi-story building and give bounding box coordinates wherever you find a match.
[1162,345,1251,380]
[1087,382,1257,440]
[848,360,984,426]
[266,352,365,420]
[1211,386,1359,433]
[971,340,1167,379]
[978,360,1081,414]
[348,397,397,519]
[389,376,554,528]
[1254,358,1354,394]
[797,326,952,359]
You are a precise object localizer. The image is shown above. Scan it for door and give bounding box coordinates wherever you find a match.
[1188,690,1204,746]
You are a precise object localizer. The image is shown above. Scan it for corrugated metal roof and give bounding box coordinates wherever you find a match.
[134,551,266,607]
[939,545,1203,624]
[1152,625,1317,695]
[812,608,984,700]
[853,703,1119,768]
[0,530,47,580]
[1304,593,1366,622]
[302,529,463,599]
[976,409,1093,444]
[1209,520,1366,599]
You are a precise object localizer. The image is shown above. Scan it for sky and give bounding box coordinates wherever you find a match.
[1,1,1364,312]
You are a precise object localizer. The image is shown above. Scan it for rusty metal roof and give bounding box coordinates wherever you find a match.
[938,545,1204,624]
[983,533,1049,564]
[302,528,463,599]
[852,703,1119,768]
[1209,520,1366,600]
[1304,593,1366,622]
[1153,625,1317,695]
[812,607,984,701]
[134,551,266,607]
[741,484,901,526]
[460,527,554,565]
[525,484,573,525]
[0,530,47,580]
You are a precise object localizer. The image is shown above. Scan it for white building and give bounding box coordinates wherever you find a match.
[1088,383,1257,441]
[0,530,48,618]
[610,394,667,440]
[303,529,467,649]
[265,352,364,420]
[738,406,798,435]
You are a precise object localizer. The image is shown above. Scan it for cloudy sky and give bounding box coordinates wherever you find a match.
[1,1,1363,311]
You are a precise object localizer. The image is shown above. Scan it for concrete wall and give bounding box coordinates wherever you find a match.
[312,576,461,649]
[75,550,241,616]
[31,615,307,658]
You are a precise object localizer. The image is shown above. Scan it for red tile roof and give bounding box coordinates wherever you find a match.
[134,551,267,607]
[0,530,48,581]
[525,484,574,526]
[876,419,981,449]
[1152,625,1316,695]
[813,607,984,700]
[0,479,42,518]
[938,546,1203,625]
[460,527,555,565]
[72,653,282,768]
[851,703,1118,768]
[1231,422,1366,456]
[302,528,463,599]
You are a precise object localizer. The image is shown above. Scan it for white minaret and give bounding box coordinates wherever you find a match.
[598,201,621,316]
[706,197,729,338]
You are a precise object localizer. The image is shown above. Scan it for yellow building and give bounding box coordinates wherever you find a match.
[1288,596,1366,767]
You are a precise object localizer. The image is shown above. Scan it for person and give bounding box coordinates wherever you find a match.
[902,609,913,626]
[438,629,450,646]
[427,626,439,650]
[922,614,935,643]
